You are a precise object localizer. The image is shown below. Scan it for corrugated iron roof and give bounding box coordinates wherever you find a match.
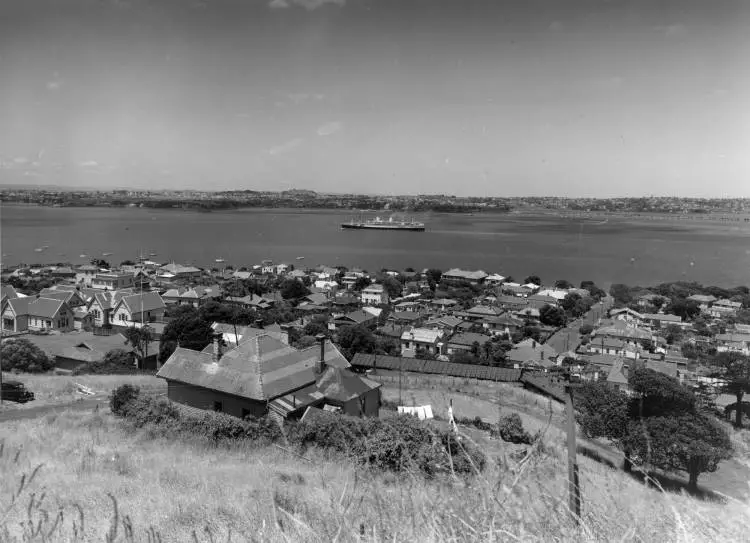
[350,353,522,382]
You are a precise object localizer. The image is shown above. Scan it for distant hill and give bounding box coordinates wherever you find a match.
[281,189,318,197]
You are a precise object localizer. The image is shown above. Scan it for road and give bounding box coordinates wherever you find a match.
[0,391,165,423]
[545,296,613,354]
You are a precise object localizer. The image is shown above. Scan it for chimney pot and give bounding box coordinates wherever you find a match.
[212,335,221,362]
[315,334,326,374]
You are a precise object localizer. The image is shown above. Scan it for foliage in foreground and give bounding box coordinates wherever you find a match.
[0,338,54,373]
[109,385,486,477]
[575,369,733,490]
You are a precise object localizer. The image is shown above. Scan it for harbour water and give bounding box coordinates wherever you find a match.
[1,204,749,288]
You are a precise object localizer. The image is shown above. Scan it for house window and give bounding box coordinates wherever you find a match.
[213,401,223,412]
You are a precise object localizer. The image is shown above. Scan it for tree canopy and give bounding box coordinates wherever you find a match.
[539,304,567,327]
[0,338,54,373]
[575,368,732,491]
[712,352,750,428]
[159,312,215,362]
[280,279,310,300]
[524,275,541,286]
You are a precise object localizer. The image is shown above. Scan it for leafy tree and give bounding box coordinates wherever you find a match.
[74,349,136,375]
[555,279,573,289]
[90,258,110,269]
[280,279,310,300]
[353,276,372,291]
[294,335,318,349]
[122,325,155,370]
[425,268,443,284]
[450,351,481,365]
[524,275,541,286]
[622,414,732,492]
[609,284,633,306]
[712,352,750,428]
[159,313,215,362]
[664,324,684,345]
[198,301,237,323]
[580,281,606,300]
[0,338,54,373]
[303,316,328,337]
[539,304,566,327]
[666,298,700,321]
[336,325,377,360]
[579,323,594,336]
[382,277,403,299]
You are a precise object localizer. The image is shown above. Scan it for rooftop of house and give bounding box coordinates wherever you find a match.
[443,268,488,280]
[448,331,492,347]
[400,327,442,344]
[118,292,166,313]
[157,335,348,402]
[640,312,682,322]
[4,296,67,319]
[22,331,137,359]
[507,338,559,363]
[315,366,381,402]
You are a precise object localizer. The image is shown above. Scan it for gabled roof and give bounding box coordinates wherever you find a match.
[400,327,442,344]
[507,338,559,364]
[157,335,349,401]
[640,312,682,323]
[38,290,82,304]
[336,310,373,324]
[315,367,381,402]
[466,305,503,316]
[424,315,463,328]
[448,332,492,347]
[118,292,165,314]
[6,297,66,319]
[607,359,629,385]
[1,285,18,300]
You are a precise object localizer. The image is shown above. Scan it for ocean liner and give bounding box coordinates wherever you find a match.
[341,216,425,232]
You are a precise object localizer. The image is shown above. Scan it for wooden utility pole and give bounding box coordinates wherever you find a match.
[564,377,582,525]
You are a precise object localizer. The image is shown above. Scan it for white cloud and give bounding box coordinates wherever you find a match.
[269,0,290,8]
[80,160,99,167]
[267,138,303,156]
[549,21,564,31]
[317,121,342,136]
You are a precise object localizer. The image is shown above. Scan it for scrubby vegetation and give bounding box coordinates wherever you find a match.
[109,385,486,477]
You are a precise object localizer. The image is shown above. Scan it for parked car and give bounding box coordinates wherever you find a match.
[1,380,35,403]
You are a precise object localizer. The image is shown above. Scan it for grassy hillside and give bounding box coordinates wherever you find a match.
[2,405,749,542]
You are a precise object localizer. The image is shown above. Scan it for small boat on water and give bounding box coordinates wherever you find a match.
[34,248,44,252]
[103,252,113,257]
[215,258,226,263]
[149,252,158,257]
[296,256,305,260]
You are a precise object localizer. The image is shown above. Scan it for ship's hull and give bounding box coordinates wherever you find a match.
[341,223,425,231]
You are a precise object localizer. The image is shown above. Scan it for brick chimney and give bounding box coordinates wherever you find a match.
[315,334,327,374]
[212,334,222,362]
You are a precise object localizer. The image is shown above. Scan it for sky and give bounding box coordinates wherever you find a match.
[0,0,748,197]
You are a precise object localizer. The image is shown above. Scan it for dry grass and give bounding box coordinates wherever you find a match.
[0,373,165,410]
[2,408,750,542]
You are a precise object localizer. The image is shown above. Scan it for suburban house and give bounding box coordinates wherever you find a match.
[482,314,524,337]
[23,331,141,371]
[609,307,645,324]
[157,334,377,423]
[328,310,376,330]
[341,270,367,290]
[640,312,683,328]
[211,322,289,346]
[507,338,559,370]
[445,332,492,356]
[162,285,222,307]
[430,298,459,311]
[588,336,642,359]
[225,293,276,310]
[1,296,74,333]
[39,288,87,309]
[484,274,506,286]
[441,269,488,286]
[86,291,131,328]
[637,293,665,308]
[387,311,424,327]
[606,359,632,393]
[706,299,742,318]
[360,284,389,305]
[400,327,443,358]
[51,266,76,280]
[1,285,20,307]
[715,333,750,355]
[75,264,102,286]
[158,263,202,281]
[424,315,463,336]
[111,292,166,325]
[91,273,135,291]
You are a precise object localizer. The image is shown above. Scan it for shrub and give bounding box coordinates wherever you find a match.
[123,395,182,429]
[73,349,139,375]
[496,413,533,444]
[0,338,54,373]
[456,416,494,432]
[109,384,141,416]
[180,411,283,445]
[579,324,594,336]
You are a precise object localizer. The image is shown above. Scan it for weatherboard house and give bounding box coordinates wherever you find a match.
[156,334,381,423]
